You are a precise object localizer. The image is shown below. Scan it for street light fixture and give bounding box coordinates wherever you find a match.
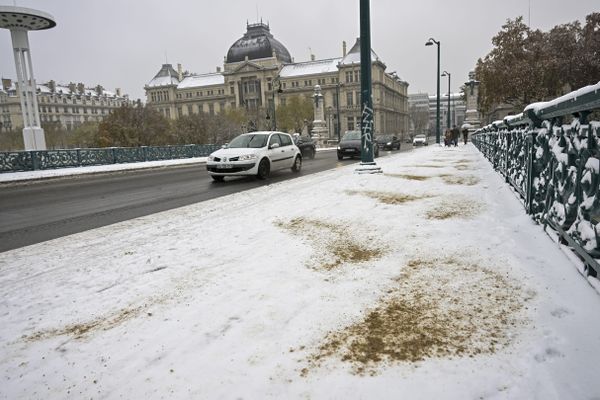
[441,71,451,131]
[425,38,440,144]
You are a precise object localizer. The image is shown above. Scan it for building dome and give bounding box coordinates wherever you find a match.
[226,22,292,64]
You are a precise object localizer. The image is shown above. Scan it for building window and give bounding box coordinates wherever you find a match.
[347,117,355,131]
[209,103,214,115]
[187,105,193,115]
[345,71,353,83]
[230,86,234,95]
[177,107,183,117]
[354,71,360,82]
[346,92,353,106]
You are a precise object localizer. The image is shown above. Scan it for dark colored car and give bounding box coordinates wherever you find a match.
[337,130,379,160]
[376,134,401,150]
[292,134,316,159]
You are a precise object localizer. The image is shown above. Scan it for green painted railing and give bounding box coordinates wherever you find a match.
[0,144,221,173]
[472,81,600,278]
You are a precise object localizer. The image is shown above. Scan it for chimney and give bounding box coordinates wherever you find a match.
[1,78,11,91]
[343,41,347,57]
[177,63,183,81]
[68,82,76,93]
[77,82,85,94]
[47,80,56,92]
[311,54,315,61]
[216,66,221,73]
[116,88,122,97]
[95,85,103,96]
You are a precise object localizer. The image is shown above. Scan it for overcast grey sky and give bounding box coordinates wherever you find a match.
[1,0,598,101]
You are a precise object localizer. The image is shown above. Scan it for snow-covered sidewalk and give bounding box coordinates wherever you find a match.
[1,144,599,399]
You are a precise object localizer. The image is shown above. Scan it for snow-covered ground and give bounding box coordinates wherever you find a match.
[1,144,599,399]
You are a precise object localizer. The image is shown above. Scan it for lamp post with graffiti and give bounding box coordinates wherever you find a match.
[356,0,382,173]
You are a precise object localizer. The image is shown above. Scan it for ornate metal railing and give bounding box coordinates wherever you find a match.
[0,144,221,173]
[472,81,600,278]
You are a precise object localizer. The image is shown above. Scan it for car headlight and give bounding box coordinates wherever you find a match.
[337,146,341,150]
[238,154,257,161]
[386,142,392,145]
[207,155,215,161]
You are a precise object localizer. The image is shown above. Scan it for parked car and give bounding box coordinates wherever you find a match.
[337,130,379,160]
[206,131,302,181]
[292,134,316,159]
[376,134,401,150]
[412,134,428,146]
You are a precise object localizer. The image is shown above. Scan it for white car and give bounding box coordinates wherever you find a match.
[412,134,428,146]
[206,131,302,181]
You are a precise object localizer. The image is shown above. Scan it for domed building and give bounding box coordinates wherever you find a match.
[145,22,409,140]
[226,22,292,64]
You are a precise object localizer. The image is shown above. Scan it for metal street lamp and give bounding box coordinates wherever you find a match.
[335,81,343,142]
[425,38,441,144]
[441,71,451,131]
[269,77,282,130]
[353,0,381,173]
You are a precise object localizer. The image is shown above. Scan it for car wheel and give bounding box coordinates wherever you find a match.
[337,153,343,161]
[256,158,270,180]
[211,175,224,182]
[291,155,302,173]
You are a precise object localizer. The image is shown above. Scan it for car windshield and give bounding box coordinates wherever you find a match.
[378,135,391,141]
[227,134,268,148]
[342,131,361,140]
[415,134,426,139]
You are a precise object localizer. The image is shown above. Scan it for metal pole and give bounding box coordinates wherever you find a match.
[447,73,451,130]
[272,90,276,130]
[359,0,375,165]
[436,42,441,144]
[335,83,341,142]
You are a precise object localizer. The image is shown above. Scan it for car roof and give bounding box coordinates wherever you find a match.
[241,131,289,136]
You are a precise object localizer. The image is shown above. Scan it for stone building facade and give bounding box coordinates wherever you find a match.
[0,78,130,132]
[428,93,466,135]
[145,22,409,140]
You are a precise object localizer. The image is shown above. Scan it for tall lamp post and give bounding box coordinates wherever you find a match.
[425,38,440,144]
[355,0,381,173]
[335,82,342,142]
[441,71,451,131]
[0,6,56,150]
[267,77,282,130]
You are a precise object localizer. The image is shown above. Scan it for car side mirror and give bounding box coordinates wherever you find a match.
[270,143,280,149]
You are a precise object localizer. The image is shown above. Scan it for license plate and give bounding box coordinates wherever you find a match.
[217,163,233,169]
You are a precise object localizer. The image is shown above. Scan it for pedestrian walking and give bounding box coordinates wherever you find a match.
[444,129,452,147]
[462,127,469,144]
[451,125,460,147]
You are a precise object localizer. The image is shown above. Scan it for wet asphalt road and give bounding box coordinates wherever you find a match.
[0,147,417,252]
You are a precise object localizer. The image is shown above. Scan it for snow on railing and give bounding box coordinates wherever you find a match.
[472,83,600,280]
